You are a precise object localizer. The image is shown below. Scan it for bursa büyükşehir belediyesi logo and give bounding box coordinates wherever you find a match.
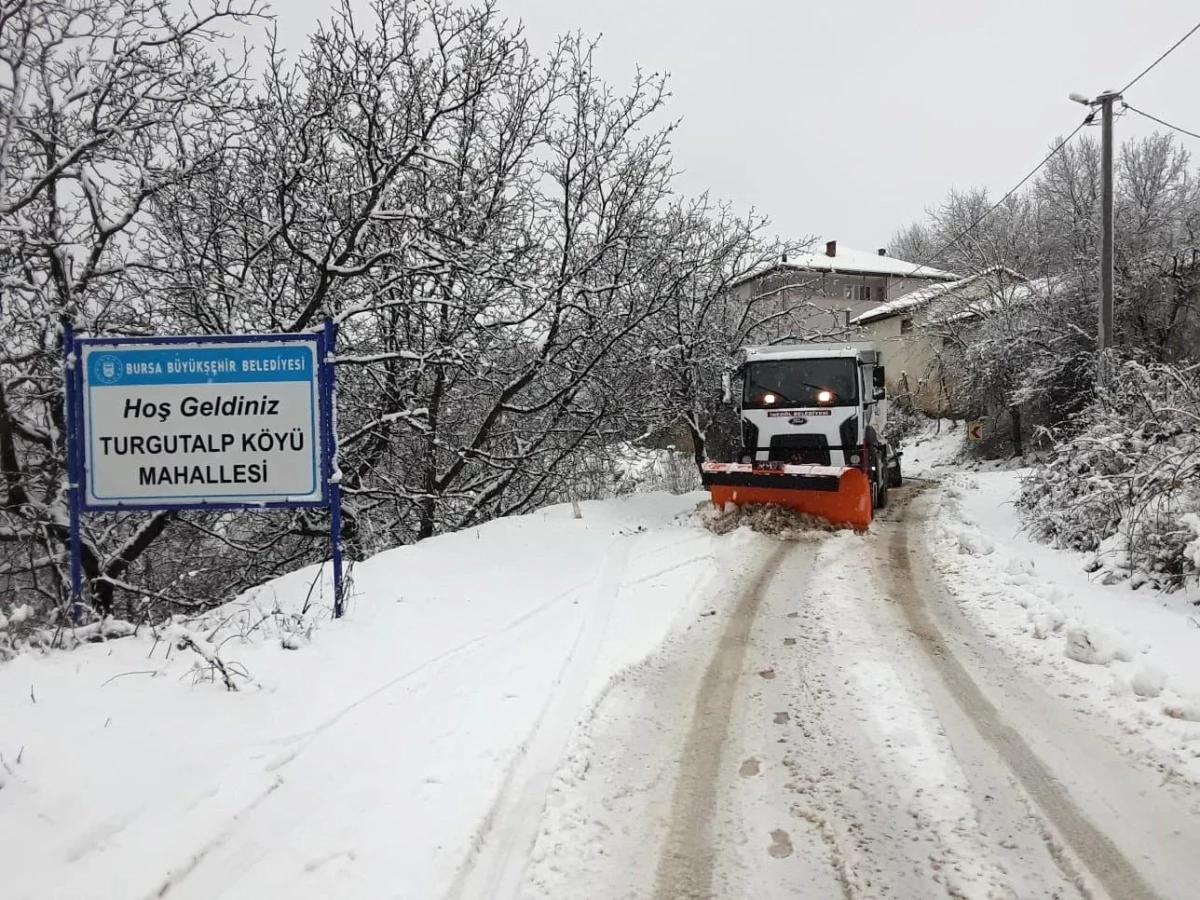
[91,354,124,385]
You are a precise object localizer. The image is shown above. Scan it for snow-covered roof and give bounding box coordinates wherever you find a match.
[734,242,959,288]
[929,274,1068,325]
[902,277,1065,333]
[852,266,1026,325]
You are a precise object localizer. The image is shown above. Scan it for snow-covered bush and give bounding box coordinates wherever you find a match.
[1017,360,1200,590]
[883,392,926,448]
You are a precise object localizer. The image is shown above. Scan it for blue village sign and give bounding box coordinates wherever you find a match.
[63,321,345,621]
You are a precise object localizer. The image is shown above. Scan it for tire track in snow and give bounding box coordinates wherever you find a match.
[764,528,1027,900]
[884,491,1163,900]
[446,535,638,900]
[651,540,791,900]
[261,550,712,762]
[146,777,284,900]
[146,570,603,899]
[263,575,596,756]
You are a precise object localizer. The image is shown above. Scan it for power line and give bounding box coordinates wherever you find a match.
[1123,102,1200,142]
[1120,19,1200,94]
[898,118,1091,278]
[890,18,1200,282]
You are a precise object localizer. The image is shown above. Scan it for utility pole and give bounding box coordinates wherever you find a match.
[1071,89,1121,387]
[1098,91,1119,384]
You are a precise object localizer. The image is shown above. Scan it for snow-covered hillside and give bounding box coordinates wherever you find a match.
[0,493,734,899]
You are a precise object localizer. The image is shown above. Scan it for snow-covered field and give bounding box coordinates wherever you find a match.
[4,431,1200,899]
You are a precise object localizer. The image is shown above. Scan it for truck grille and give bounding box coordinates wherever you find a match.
[768,434,830,466]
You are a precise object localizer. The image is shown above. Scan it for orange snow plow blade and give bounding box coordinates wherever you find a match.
[701,462,873,532]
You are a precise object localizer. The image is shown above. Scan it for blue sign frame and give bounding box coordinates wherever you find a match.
[63,321,346,621]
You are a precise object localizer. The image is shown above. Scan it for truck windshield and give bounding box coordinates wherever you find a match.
[743,358,858,408]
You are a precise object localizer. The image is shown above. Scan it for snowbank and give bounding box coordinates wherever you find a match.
[1017,360,1200,592]
[899,420,965,480]
[926,472,1200,780]
[0,491,736,900]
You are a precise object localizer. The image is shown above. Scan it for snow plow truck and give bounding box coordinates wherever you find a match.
[701,343,901,531]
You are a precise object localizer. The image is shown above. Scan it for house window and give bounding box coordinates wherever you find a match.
[843,285,873,303]
[901,318,913,334]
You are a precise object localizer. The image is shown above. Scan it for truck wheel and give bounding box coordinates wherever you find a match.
[871,448,888,510]
[888,457,903,488]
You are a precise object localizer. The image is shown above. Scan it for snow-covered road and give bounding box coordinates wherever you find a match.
[514,485,1200,899]
[4,481,1199,899]
[882,489,1196,900]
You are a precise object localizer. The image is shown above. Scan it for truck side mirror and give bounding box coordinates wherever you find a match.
[872,366,886,401]
[721,372,732,404]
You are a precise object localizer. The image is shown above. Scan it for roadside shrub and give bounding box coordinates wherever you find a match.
[1016,360,1200,591]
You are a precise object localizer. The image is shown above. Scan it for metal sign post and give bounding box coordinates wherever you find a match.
[322,318,345,618]
[63,322,346,620]
[62,320,85,624]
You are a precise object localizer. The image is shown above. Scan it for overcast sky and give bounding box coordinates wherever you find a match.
[272,1,1200,256]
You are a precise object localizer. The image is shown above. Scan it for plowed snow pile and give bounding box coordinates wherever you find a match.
[697,502,844,539]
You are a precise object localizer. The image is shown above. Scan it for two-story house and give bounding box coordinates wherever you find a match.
[731,240,959,340]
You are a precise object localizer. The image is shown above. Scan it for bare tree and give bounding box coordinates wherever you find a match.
[617,199,797,470]
[896,131,1200,457]
[154,5,699,551]
[890,187,1043,277]
[3,0,830,627]
[0,0,263,617]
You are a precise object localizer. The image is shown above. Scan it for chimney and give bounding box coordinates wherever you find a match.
[825,240,837,258]
[782,252,788,263]
[877,248,887,256]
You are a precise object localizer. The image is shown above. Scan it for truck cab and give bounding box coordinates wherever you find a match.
[726,343,900,509]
